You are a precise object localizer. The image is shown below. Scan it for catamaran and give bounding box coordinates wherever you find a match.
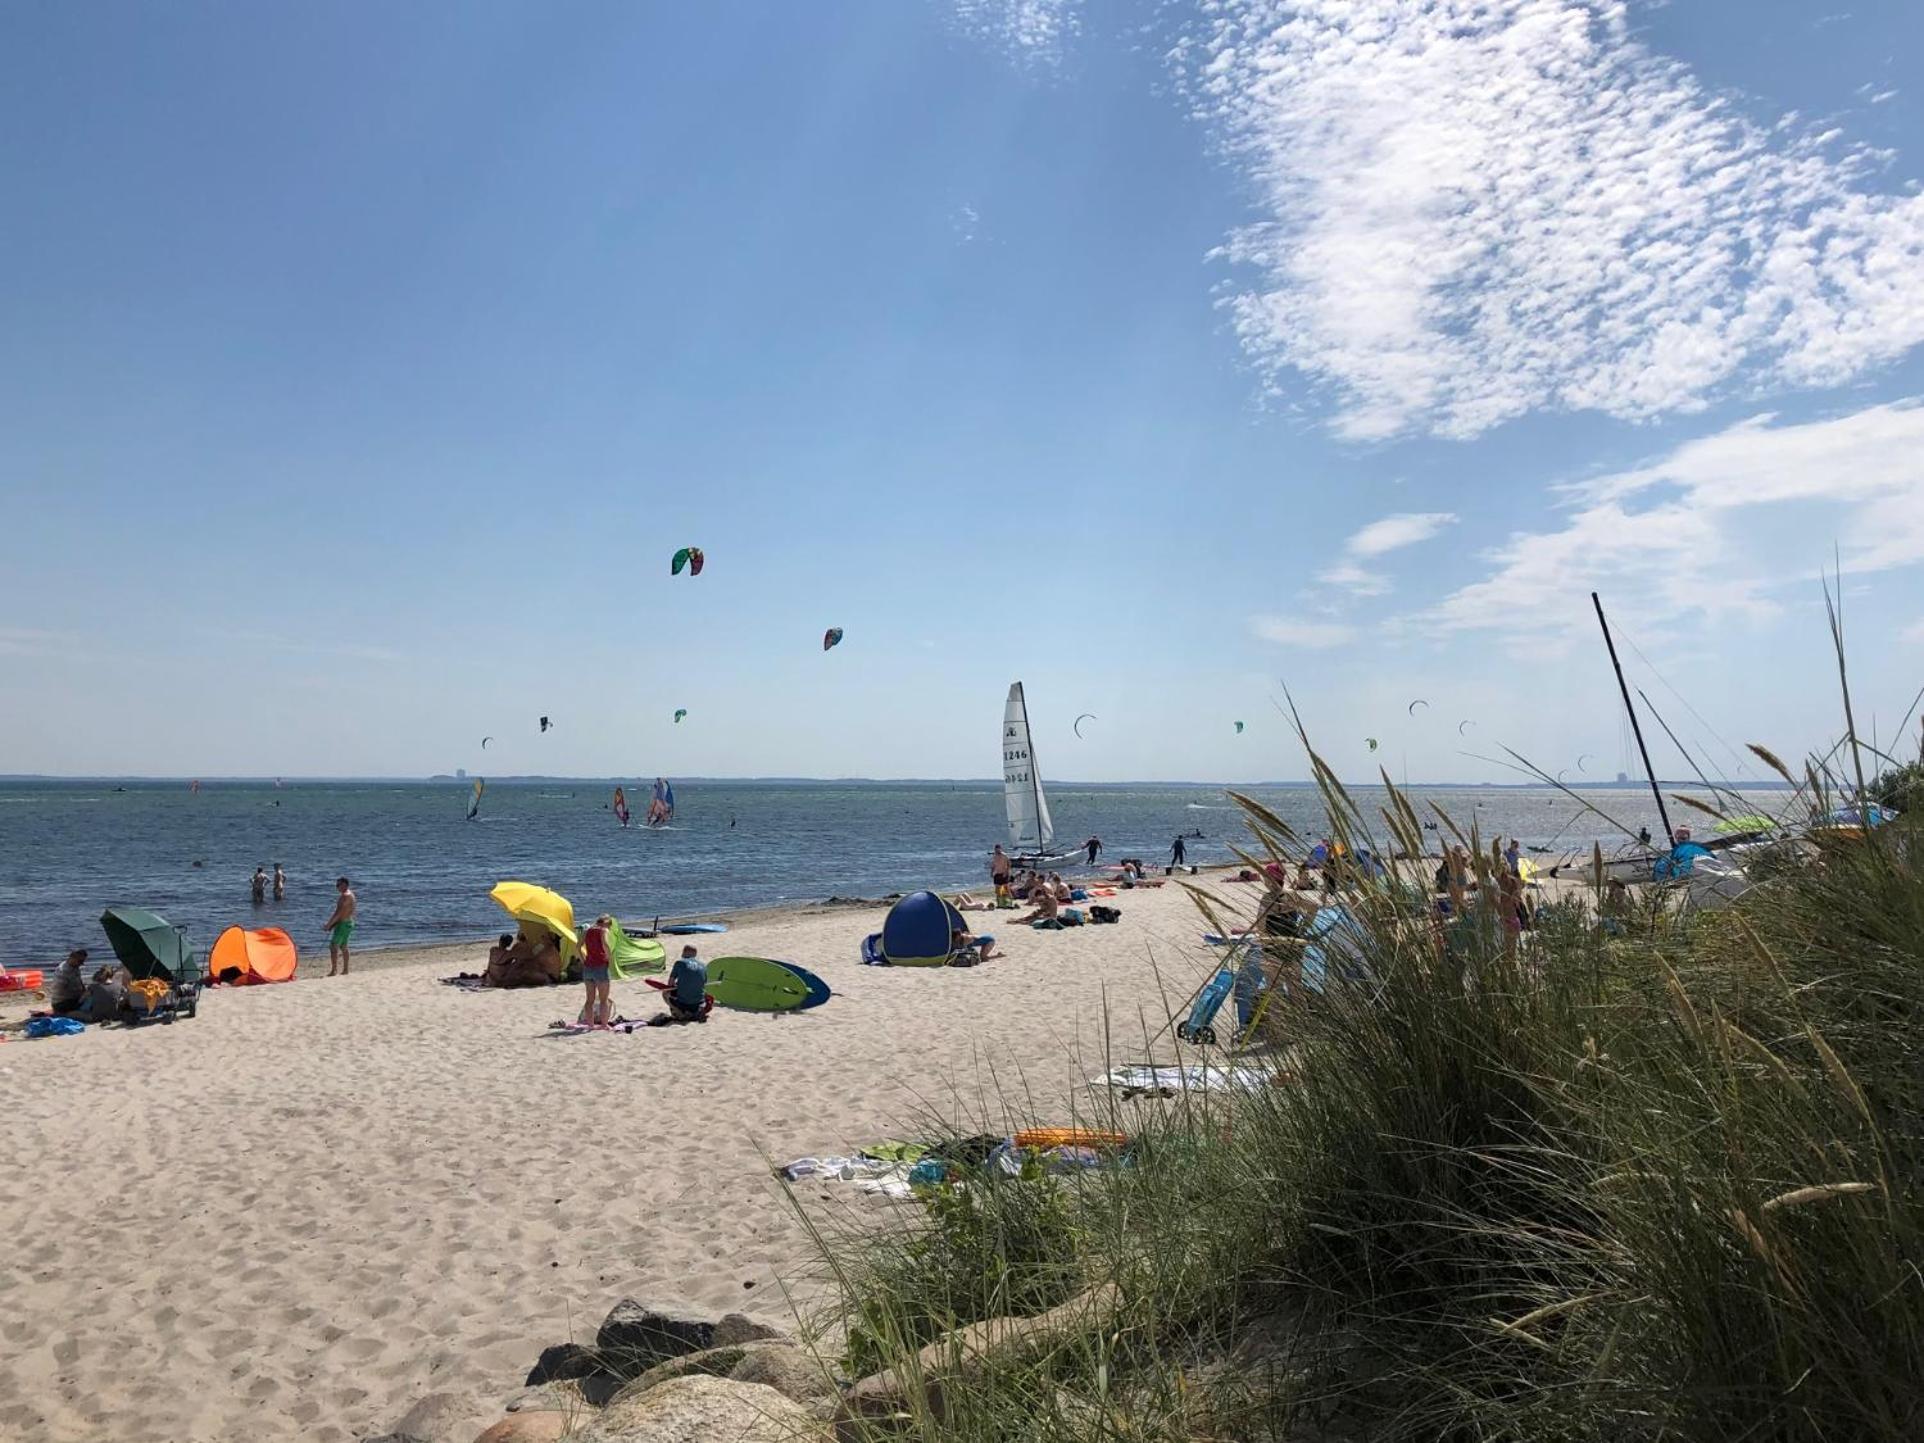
[1003,681,1075,865]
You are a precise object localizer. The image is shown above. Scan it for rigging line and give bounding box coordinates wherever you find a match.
[1615,625,1755,784]
[1637,689,1751,818]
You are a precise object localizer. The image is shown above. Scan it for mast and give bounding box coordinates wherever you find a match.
[1591,592,1674,847]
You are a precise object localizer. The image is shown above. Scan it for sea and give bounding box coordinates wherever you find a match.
[0,779,1786,962]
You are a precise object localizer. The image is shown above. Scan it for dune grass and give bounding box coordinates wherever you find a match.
[813,719,1924,1441]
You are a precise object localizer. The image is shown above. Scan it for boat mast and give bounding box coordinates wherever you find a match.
[1591,592,1674,847]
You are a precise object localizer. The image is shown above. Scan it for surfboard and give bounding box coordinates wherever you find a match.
[703,956,821,1011]
[775,961,832,1010]
[660,922,728,935]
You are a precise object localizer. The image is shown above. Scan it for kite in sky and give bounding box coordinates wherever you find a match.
[1408,699,1429,715]
[1234,721,1245,734]
[671,547,705,577]
[481,735,494,750]
[1073,713,1096,738]
[1458,720,1474,736]
[673,709,687,724]
[1366,737,1379,751]
[539,716,553,733]
[823,627,844,652]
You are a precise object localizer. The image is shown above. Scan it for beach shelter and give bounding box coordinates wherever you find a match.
[877,891,967,967]
[100,906,198,984]
[208,926,298,984]
[489,881,579,957]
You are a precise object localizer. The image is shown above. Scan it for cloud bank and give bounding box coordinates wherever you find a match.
[1180,0,1924,439]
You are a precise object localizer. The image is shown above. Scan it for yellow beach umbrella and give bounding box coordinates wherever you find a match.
[489,881,579,956]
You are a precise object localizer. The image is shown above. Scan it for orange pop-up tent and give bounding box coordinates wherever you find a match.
[207,926,298,985]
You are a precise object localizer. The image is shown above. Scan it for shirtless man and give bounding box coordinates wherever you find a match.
[324,876,357,976]
[273,863,286,901]
[989,844,1013,903]
[251,866,267,904]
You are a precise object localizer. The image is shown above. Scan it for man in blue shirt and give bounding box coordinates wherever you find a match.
[666,945,708,1021]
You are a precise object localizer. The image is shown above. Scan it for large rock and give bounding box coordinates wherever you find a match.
[472,1414,570,1443]
[577,1374,827,1443]
[525,1341,598,1387]
[730,1344,837,1416]
[594,1301,715,1378]
[364,1391,488,1443]
[608,1344,753,1401]
[835,1284,1122,1438]
[712,1312,790,1348]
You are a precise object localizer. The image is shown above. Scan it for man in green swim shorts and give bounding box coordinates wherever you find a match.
[324,876,357,976]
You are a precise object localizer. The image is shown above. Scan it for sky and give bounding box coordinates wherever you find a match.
[3,0,1922,785]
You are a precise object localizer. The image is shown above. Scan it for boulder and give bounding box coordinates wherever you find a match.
[364,1391,488,1443]
[472,1414,570,1443]
[711,1313,790,1348]
[607,1345,753,1402]
[729,1344,837,1415]
[525,1341,597,1387]
[577,1374,827,1443]
[594,1301,714,1378]
[504,1381,588,1414]
[835,1284,1121,1439]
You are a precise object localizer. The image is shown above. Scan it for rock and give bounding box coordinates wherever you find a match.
[577,1374,828,1443]
[504,1381,588,1414]
[364,1391,488,1443]
[525,1341,598,1387]
[835,1284,1122,1438]
[473,1415,570,1443]
[711,1312,789,1348]
[607,1344,752,1402]
[594,1300,715,1378]
[729,1344,837,1415]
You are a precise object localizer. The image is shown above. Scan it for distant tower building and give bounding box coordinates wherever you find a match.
[456,768,468,780]
[1615,771,1630,785]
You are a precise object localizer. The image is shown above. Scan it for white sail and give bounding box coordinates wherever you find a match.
[1002,682,1055,854]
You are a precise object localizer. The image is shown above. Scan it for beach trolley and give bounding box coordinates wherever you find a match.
[100,906,202,1024]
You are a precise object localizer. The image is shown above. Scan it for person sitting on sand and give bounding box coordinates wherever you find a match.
[77,964,128,1023]
[665,944,708,1021]
[1015,887,1060,926]
[483,933,516,987]
[1048,873,1073,904]
[47,949,88,1016]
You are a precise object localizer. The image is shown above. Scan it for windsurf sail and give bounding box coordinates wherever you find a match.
[1002,681,1055,855]
[613,785,630,827]
[466,778,485,821]
[646,777,675,827]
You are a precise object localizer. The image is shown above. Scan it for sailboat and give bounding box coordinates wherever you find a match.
[1003,682,1068,864]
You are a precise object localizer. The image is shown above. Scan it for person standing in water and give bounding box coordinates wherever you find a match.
[1084,836,1102,866]
[324,877,357,976]
[251,866,267,904]
[1170,835,1187,868]
[272,863,286,901]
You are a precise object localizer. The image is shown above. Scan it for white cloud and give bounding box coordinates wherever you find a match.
[1317,510,1458,593]
[952,0,1080,66]
[1177,0,1924,440]
[1252,615,1356,648]
[0,627,67,657]
[1432,399,1924,634]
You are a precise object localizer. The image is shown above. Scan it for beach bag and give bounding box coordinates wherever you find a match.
[1089,905,1121,925]
[1059,908,1085,927]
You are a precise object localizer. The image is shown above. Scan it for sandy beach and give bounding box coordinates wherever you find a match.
[1,877,1249,1443]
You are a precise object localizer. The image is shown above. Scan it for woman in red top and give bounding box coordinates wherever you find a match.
[578,915,614,1027]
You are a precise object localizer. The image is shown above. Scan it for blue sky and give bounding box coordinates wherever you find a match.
[3,0,1922,784]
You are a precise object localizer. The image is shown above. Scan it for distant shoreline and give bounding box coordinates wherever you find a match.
[0,775,1794,790]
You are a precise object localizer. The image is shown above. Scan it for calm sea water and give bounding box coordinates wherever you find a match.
[0,779,1776,962]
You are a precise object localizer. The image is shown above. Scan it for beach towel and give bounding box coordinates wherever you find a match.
[440,975,494,992]
[25,1016,85,1039]
[1090,1064,1274,1099]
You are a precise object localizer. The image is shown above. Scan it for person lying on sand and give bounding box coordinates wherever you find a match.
[950,893,997,912]
[950,926,1000,962]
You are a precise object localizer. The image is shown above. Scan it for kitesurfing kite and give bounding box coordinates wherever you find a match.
[1366,737,1379,751]
[539,716,553,733]
[1408,699,1429,716]
[671,547,705,577]
[481,736,494,750]
[1234,721,1245,734]
[823,627,843,652]
[466,779,485,821]
[1073,713,1096,739]
[673,709,687,724]
[613,785,630,828]
[1458,719,1474,736]
[1577,754,1593,773]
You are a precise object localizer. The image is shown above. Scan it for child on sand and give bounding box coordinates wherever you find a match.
[579,915,613,1026]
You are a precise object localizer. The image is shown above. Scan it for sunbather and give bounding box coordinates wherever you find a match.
[1015,889,1059,925]
[950,926,1000,962]
[47,949,88,1016]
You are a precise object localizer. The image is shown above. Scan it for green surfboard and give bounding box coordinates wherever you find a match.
[703,956,821,1012]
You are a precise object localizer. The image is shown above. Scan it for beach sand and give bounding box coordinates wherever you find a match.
[1,876,1250,1443]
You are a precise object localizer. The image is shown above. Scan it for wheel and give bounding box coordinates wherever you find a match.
[1196,1025,1217,1046]
[1176,1022,1195,1043]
